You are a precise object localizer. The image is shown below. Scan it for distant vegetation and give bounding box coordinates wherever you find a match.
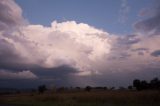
[52,77,160,92]
[38,85,47,94]
[133,77,160,91]
[0,77,160,106]
[1,77,160,95]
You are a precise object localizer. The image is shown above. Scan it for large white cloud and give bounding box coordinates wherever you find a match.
[0,1,112,76]
[1,21,112,76]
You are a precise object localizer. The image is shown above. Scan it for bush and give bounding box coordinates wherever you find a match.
[38,85,47,94]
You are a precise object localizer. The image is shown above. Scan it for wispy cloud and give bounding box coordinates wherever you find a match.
[118,0,130,23]
[135,0,160,35]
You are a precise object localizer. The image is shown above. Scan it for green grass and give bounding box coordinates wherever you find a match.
[0,90,160,106]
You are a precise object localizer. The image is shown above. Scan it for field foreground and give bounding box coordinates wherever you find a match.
[0,90,160,106]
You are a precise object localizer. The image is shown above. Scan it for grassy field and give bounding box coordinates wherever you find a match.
[0,90,160,106]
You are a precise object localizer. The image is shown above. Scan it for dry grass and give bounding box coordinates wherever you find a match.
[0,90,160,106]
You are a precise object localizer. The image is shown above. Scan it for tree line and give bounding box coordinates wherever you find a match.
[133,77,160,91]
[37,77,160,93]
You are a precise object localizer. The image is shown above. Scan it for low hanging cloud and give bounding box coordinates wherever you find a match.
[0,0,160,87]
[0,69,37,79]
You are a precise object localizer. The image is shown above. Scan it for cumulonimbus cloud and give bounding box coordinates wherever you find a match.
[0,0,160,84]
[0,0,112,76]
[20,21,112,69]
[0,21,112,76]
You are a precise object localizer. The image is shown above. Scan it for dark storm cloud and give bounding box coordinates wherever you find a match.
[0,39,26,71]
[0,79,40,88]
[151,50,160,57]
[34,65,78,86]
[131,48,149,56]
[34,65,77,80]
[135,1,160,35]
[0,65,78,88]
[0,38,42,72]
[72,66,160,88]
[131,48,149,52]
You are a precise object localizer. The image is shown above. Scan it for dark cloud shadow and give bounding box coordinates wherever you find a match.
[151,50,160,57]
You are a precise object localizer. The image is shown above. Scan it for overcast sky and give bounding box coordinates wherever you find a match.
[0,0,160,88]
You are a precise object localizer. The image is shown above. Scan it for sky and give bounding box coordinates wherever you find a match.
[15,0,152,35]
[0,0,160,88]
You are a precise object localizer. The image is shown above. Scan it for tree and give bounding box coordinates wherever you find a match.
[85,86,92,92]
[140,80,148,90]
[150,77,160,90]
[133,78,160,91]
[38,85,47,94]
[133,79,141,91]
[110,87,115,90]
[128,85,133,90]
